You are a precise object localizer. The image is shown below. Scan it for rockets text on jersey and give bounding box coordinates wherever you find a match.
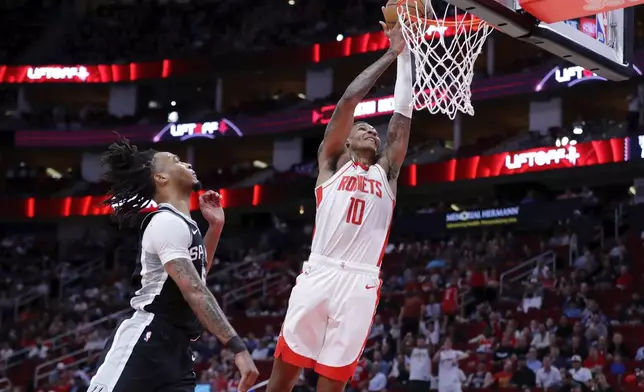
[310,160,395,266]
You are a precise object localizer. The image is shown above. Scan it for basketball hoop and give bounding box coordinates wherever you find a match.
[397,0,493,119]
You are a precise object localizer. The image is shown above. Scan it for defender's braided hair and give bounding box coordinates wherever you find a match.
[102,136,158,227]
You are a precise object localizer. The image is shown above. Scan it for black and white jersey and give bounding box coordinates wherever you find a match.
[131,203,206,339]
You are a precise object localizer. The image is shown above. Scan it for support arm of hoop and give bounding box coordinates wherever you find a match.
[378,49,412,196]
[318,50,398,164]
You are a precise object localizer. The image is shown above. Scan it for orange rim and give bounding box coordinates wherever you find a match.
[395,0,489,27]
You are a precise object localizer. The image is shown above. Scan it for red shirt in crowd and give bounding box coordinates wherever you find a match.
[584,354,606,369]
[442,286,459,314]
[351,359,369,390]
[469,270,486,288]
[616,272,633,289]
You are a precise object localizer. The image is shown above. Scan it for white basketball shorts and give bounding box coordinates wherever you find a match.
[274,254,381,382]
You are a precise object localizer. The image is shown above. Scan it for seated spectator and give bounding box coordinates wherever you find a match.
[594,373,614,392]
[494,335,515,363]
[550,346,568,370]
[512,357,537,388]
[514,336,530,358]
[608,239,626,262]
[569,355,593,385]
[520,285,542,313]
[526,347,542,372]
[466,362,493,388]
[607,333,630,359]
[564,300,584,319]
[250,340,269,360]
[615,265,633,290]
[388,353,410,385]
[609,354,626,379]
[536,356,563,389]
[584,347,605,372]
[556,316,574,340]
[573,248,595,271]
[367,367,387,392]
[491,361,514,388]
[592,257,616,290]
[531,323,551,352]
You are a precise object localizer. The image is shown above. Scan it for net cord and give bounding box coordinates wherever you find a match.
[396,0,493,119]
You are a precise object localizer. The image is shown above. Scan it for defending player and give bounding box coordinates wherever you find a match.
[266,16,412,392]
[89,137,258,392]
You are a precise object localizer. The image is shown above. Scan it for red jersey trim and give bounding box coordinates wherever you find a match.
[316,160,353,191]
[376,200,396,267]
[274,335,316,369]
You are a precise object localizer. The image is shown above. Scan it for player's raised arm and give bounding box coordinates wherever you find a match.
[318,21,406,167]
[377,20,413,195]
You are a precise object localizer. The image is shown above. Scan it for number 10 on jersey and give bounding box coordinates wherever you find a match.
[346,197,365,225]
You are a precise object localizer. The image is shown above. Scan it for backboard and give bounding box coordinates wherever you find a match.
[445,0,636,80]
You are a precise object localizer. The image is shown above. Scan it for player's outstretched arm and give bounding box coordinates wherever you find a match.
[318,22,407,165]
[165,259,259,391]
[378,22,413,196]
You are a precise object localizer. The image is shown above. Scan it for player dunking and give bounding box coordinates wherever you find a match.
[89,138,258,392]
[266,17,412,392]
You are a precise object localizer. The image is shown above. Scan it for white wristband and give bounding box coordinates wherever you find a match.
[394,48,413,118]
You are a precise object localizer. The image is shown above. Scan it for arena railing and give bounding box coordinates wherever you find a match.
[4,308,132,372]
[8,256,105,325]
[222,273,283,310]
[498,250,556,296]
[57,257,105,298]
[33,347,103,389]
[206,250,273,286]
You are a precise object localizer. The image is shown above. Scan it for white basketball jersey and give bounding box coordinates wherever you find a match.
[310,160,395,267]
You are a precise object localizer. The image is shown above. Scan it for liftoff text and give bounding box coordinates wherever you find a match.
[555,66,597,83]
[169,121,222,138]
[505,144,580,170]
[337,175,383,199]
[27,66,90,81]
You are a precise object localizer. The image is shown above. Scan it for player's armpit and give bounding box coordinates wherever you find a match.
[378,112,411,183]
[318,50,399,164]
[164,258,237,343]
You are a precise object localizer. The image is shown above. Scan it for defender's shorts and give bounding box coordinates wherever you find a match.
[89,311,196,392]
[275,254,381,382]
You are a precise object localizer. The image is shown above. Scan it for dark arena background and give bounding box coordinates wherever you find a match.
[4,0,644,391]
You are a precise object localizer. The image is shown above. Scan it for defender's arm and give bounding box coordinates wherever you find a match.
[165,258,238,344]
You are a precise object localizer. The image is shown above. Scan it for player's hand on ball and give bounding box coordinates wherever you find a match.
[380,7,406,55]
[199,190,225,226]
[234,351,259,392]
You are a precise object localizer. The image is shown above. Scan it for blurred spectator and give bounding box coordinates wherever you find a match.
[569,355,593,385]
[512,357,537,388]
[466,362,493,388]
[520,285,542,313]
[492,361,514,388]
[536,356,563,389]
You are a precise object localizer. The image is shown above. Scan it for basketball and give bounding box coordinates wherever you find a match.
[384,0,426,29]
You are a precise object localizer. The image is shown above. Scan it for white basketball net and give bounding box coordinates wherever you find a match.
[397,0,493,119]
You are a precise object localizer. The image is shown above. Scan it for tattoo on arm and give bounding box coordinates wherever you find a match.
[166,258,237,343]
[320,50,399,160]
[384,113,412,181]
